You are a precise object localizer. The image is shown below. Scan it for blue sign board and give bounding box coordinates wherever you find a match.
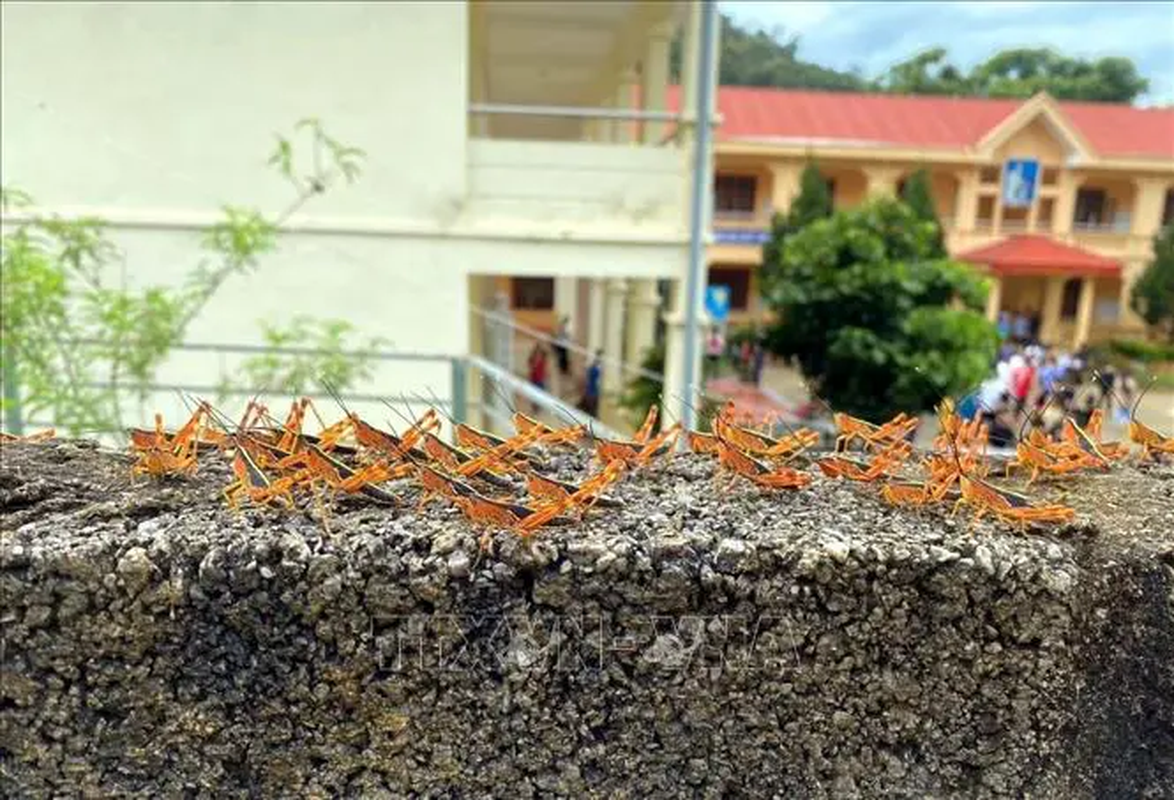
[713,228,771,245]
[1002,159,1039,209]
[706,285,732,323]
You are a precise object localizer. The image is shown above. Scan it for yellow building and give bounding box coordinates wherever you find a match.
[700,87,1174,349]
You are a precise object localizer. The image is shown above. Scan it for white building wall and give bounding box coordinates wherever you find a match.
[1,1,471,426]
[1,2,469,221]
[1,1,693,430]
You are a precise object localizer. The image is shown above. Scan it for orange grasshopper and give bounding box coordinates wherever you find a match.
[1057,409,1129,463]
[687,430,721,455]
[130,409,209,479]
[711,401,820,464]
[804,383,921,455]
[415,388,550,472]
[0,428,56,444]
[222,434,301,511]
[1106,376,1174,461]
[592,422,682,468]
[817,440,910,483]
[525,470,624,514]
[1005,398,1109,483]
[942,432,1075,532]
[833,410,919,453]
[452,463,630,549]
[711,420,812,491]
[274,441,409,505]
[512,411,587,448]
[880,474,961,508]
[419,431,518,488]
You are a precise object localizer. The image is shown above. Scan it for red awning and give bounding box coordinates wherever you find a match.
[956,234,1122,278]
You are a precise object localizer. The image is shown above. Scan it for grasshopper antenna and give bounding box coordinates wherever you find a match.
[486,376,518,416]
[319,377,356,419]
[421,386,459,427]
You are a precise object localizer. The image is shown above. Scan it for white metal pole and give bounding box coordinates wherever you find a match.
[680,0,718,432]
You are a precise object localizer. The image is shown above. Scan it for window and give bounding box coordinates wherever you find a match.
[1002,206,1028,231]
[1163,189,1174,229]
[825,178,837,205]
[512,278,554,310]
[1073,188,1107,227]
[980,166,1000,185]
[714,175,757,216]
[1041,168,1059,186]
[1060,278,1082,319]
[1036,197,1055,231]
[707,266,751,311]
[977,195,996,227]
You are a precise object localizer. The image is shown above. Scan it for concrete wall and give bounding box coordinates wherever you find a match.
[2,443,1173,797]
[993,116,1067,166]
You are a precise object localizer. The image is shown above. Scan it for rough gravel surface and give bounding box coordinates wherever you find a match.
[1,439,1173,799]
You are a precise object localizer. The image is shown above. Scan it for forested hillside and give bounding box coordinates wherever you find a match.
[671,14,1150,104]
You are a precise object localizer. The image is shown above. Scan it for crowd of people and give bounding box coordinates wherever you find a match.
[955,335,1139,449]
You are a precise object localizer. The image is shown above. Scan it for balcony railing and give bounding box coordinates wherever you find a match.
[713,209,760,222]
[467,103,713,146]
[1072,220,1130,234]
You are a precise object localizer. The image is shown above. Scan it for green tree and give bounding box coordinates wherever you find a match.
[760,162,834,302]
[899,168,947,257]
[687,14,1153,105]
[1130,225,1174,343]
[874,47,971,96]
[761,198,998,421]
[876,47,1149,103]
[217,316,389,402]
[618,341,720,434]
[1,119,378,437]
[671,15,867,92]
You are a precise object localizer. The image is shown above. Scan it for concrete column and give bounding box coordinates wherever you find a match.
[769,162,802,216]
[985,274,1003,322]
[554,276,577,337]
[676,1,701,147]
[612,68,639,144]
[1040,276,1065,345]
[954,169,980,231]
[864,166,902,198]
[466,275,490,429]
[1073,277,1097,349]
[1052,172,1083,238]
[1119,259,1146,331]
[587,279,607,357]
[625,280,660,368]
[1131,178,1169,237]
[603,278,629,398]
[641,22,674,145]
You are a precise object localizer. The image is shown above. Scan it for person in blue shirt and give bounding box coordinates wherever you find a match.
[581,350,603,418]
[997,311,1011,341]
[1037,354,1063,400]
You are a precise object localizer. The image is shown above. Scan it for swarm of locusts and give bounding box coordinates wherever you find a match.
[3,376,1170,540]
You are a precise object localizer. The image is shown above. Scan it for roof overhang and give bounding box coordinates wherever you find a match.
[957,234,1122,279]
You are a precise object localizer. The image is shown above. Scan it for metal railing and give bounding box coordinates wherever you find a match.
[1,339,467,438]
[471,302,836,440]
[468,103,688,123]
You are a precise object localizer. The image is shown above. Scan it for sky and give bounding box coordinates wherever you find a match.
[720,1,1174,105]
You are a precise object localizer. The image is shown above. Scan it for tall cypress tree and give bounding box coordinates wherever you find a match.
[761,162,833,298]
[900,168,947,257]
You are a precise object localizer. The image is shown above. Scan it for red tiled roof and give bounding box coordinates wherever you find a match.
[668,86,1174,159]
[956,235,1122,277]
